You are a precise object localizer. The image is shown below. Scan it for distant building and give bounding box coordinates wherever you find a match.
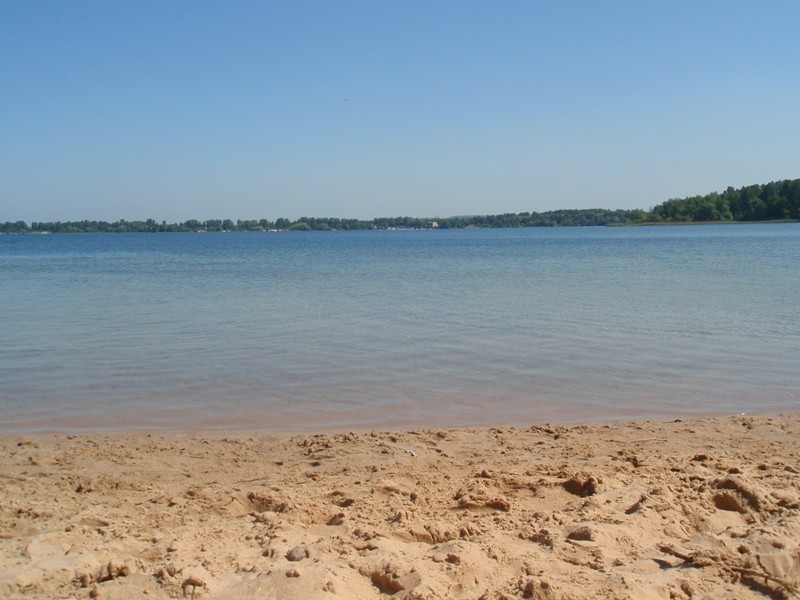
[426,221,439,229]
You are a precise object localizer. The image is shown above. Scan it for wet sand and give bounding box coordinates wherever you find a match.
[2,413,799,599]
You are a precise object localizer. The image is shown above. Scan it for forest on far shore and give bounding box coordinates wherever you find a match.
[631,179,800,224]
[2,179,798,234]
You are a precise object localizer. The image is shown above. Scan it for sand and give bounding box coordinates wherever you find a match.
[1,413,799,599]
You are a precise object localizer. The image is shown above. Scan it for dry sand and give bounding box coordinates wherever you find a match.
[1,413,799,599]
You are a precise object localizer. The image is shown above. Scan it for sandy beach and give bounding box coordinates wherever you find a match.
[1,413,799,599]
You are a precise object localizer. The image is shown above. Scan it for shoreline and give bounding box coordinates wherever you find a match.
[0,404,781,437]
[2,413,799,599]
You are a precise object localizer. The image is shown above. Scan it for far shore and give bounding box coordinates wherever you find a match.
[615,218,799,226]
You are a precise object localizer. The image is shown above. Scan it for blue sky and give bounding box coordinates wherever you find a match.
[2,1,798,222]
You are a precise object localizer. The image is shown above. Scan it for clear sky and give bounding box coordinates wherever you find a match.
[2,1,799,223]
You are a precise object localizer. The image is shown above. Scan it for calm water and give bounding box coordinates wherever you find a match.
[1,224,798,433]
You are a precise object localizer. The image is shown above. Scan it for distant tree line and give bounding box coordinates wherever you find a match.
[2,179,799,234]
[442,209,633,228]
[0,209,635,234]
[632,179,800,223]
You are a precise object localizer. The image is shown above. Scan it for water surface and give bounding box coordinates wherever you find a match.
[1,224,798,432]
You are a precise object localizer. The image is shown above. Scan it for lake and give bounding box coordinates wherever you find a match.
[1,224,798,432]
